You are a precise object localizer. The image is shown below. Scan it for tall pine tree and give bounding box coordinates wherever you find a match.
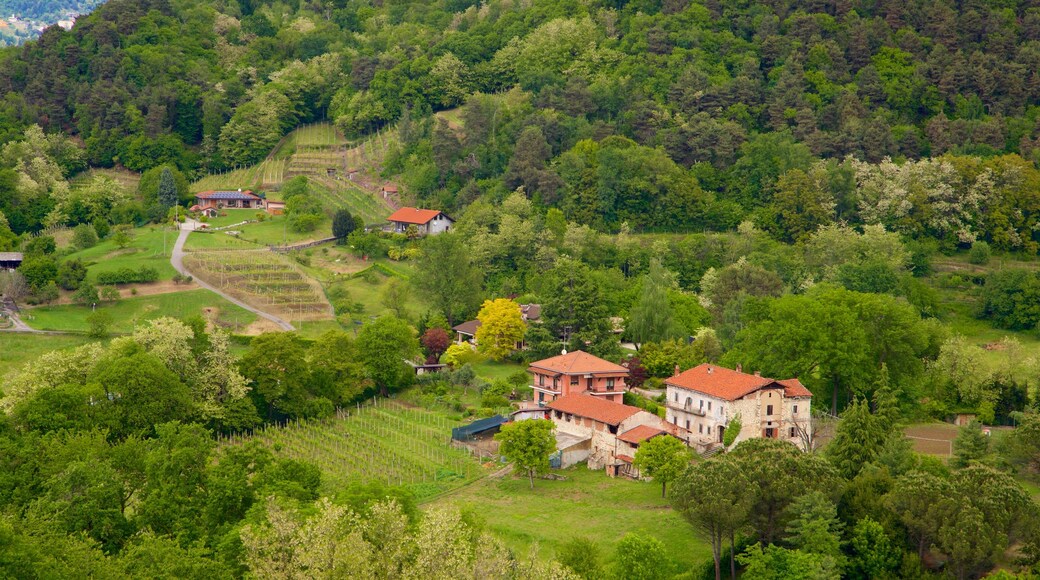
[158,167,178,210]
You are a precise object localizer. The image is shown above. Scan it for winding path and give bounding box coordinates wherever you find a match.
[171,225,295,331]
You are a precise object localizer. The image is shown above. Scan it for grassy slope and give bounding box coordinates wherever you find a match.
[0,333,94,381]
[434,466,710,571]
[192,209,331,247]
[21,289,257,333]
[65,225,180,282]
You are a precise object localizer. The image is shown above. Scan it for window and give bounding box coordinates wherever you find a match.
[570,376,579,385]
[707,402,712,411]
[608,425,618,434]
[767,405,774,415]
[539,374,545,386]
[565,413,572,422]
[685,420,690,429]
[707,426,711,435]
[765,427,775,438]
[538,392,544,402]
[699,399,704,409]
[793,405,798,414]
[554,411,562,419]
[674,392,678,402]
[686,397,692,408]
[606,378,615,389]
[789,427,796,438]
[699,424,703,434]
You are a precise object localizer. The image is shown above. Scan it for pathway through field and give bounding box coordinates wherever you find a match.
[171,224,294,331]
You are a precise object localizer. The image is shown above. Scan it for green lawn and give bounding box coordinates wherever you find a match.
[434,466,710,572]
[471,359,526,383]
[65,226,180,281]
[332,261,428,322]
[0,333,95,381]
[21,289,258,334]
[183,231,262,251]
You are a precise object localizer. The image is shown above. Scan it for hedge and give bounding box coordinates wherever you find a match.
[96,266,160,285]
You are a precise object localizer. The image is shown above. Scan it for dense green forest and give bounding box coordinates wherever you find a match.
[2,0,1040,577]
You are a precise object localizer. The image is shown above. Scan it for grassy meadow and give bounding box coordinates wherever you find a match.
[66,225,180,281]
[21,289,258,333]
[0,333,95,381]
[434,465,710,572]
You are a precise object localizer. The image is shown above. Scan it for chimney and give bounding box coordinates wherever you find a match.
[674,364,681,376]
[754,370,761,377]
[736,363,742,373]
[707,366,713,374]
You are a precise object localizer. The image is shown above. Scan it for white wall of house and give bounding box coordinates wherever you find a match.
[427,214,453,234]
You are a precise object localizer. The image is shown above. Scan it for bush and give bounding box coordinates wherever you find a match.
[86,310,112,338]
[26,281,59,305]
[969,241,991,265]
[100,286,121,303]
[73,282,100,305]
[72,223,99,250]
[56,259,87,291]
[96,266,160,285]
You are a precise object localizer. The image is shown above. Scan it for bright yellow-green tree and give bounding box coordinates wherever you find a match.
[475,298,525,360]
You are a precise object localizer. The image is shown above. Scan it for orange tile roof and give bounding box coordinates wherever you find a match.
[529,350,629,375]
[666,364,811,401]
[616,454,635,463]
[547,394,642,426]
[617,425,668,445]
[387,207,443,225]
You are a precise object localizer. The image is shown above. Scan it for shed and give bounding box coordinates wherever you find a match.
[0,252,23,270]
[451,415,507,441]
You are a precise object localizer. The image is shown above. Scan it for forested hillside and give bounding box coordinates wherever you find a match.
[3,0,1040,239]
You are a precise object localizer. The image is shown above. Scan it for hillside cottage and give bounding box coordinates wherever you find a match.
[529,350,629,404]
[194,189,265,210]
[0,252,23,270]
[547,394,680,474]
[665,363,813,452]
[387,207,454,236]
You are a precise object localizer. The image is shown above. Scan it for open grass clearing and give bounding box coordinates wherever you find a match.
[70,167,142,193]
[471,358,526,384]
[433,465,710,571]
[0,333,95,381]
[222,398,485,500]
[331,261,427,322]
[21,289,258,334]
[65,225,180,281]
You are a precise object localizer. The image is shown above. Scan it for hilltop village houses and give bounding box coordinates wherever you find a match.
[509,350,813,477]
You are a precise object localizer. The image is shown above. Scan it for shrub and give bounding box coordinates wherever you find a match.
[73,282,100,305]
[96,266,160,285]
[100,286,121,302]
[72,223,98,250]
[969,241,991,265]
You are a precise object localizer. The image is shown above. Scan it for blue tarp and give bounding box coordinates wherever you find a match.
[451,415,507,440]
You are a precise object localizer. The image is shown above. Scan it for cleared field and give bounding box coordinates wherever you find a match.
[21,288,258,334]
[183,250,332,321]
[65,226,180,281]
[305,177,390,225]
[435,465,711,572]
[223,398,485,499]
[70,167,142,193]
[905,423,958,457]
[0,333,94,381]
[331,262,428,321]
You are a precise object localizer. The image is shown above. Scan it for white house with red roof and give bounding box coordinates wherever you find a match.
[546,394,681,474]
[528,350,629,404]
[665,363,813,451]
[387,207,453,235]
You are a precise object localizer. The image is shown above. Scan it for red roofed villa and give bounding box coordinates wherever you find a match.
[529,350,629,404]
[387,207,454,236]
[665,363,813,451]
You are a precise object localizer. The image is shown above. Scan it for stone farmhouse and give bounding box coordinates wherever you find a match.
[387,207,453,236]
[529,350,629,405]
[665,363,813,452]
[546,393,680,476]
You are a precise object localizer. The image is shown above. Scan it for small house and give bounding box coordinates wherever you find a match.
[0,252,23,270]
[387,207,454,236]
[266,200,286,215]
[194,189,265,210]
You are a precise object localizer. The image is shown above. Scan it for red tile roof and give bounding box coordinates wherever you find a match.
[666,364,811,401]
[547,394,642,426]
[617,425,668,445]
[530,350,629,375]
[616,454,635,463]
[388,207,443,225]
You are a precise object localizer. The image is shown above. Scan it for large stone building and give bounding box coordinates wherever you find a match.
[529,350,629,404]
[546,393,679,474]
[665,363,813,451]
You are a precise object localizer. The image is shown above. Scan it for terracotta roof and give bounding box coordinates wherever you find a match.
[616,454,635,463]
[617,425,668,445]
[196,190,260,201]
[452,319,481,336]
[530,350,629,375]
[387,207,442,224]
[666,364,811,401]
[777,378,813,398]
[548,394,642,426]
